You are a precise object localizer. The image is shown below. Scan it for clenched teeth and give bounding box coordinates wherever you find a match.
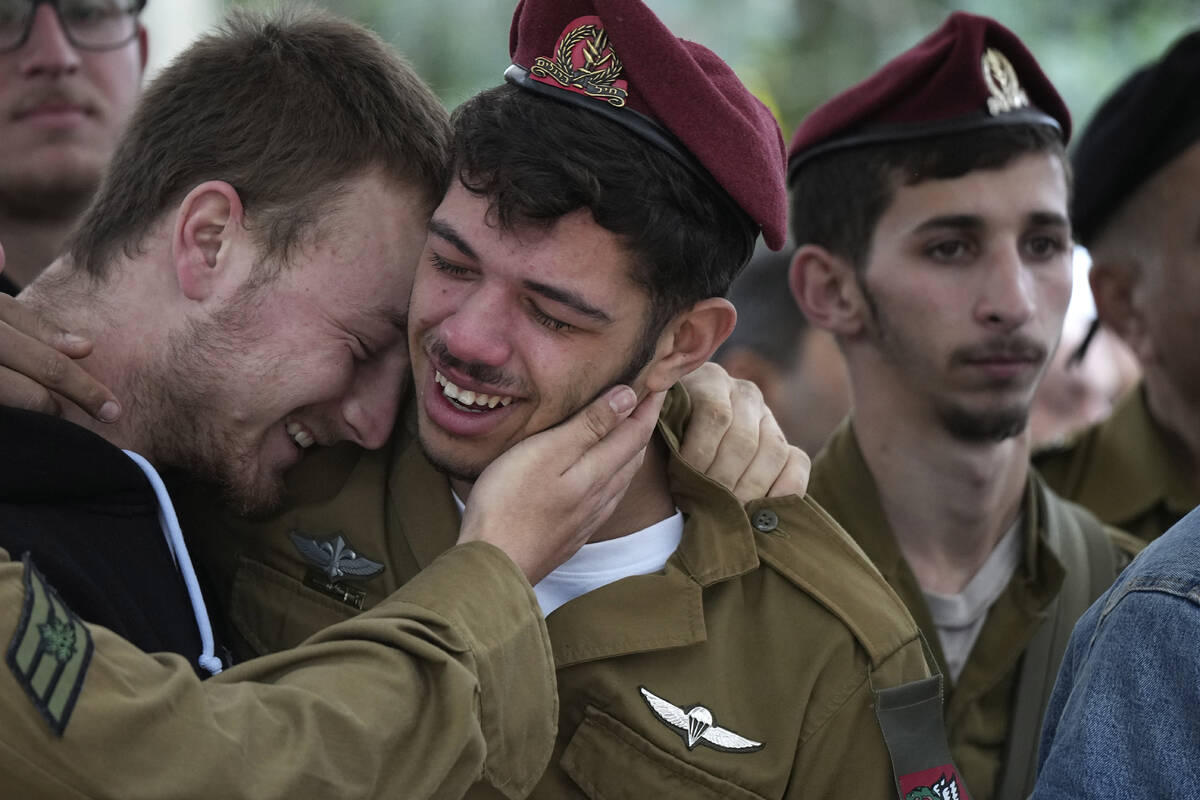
[286,421,316,448]
[435,371,513,410]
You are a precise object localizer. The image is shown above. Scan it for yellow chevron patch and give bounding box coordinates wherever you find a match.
[6,554,93,736]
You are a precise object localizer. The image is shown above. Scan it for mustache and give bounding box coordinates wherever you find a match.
[426,337,523,392]
[11,86,99,119]
[951,336,1048,366]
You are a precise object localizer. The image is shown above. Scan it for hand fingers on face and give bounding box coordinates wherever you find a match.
[0,293,92,356]
[767,447,812,498]
[565,388,662,483]
[0,367,62,416]
[526,384,639,475]
[568,444,648,543]
[0,322,120,422]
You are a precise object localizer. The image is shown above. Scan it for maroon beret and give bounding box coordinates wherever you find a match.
[506,0,787,250]
[788,12,1070,183]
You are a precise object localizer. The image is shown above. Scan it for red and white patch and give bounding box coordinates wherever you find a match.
[898,764,969,800]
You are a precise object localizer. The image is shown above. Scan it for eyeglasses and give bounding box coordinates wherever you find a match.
[0,0,146,54]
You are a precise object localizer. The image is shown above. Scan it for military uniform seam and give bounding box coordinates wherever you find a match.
[757,546,918,669]
[1100,576,1200,621]
[568,704,771,800]
[455,544,556,798]
[796,668,872,747]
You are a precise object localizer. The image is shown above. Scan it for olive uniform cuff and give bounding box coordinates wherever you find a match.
[388,541,557,799]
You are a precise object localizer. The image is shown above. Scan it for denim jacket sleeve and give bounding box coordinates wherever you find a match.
[1033,508,1200,797]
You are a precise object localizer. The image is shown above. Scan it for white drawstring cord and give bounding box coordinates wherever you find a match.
[122,450,223,676]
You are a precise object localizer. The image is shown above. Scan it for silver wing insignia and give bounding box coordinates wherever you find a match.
[638,686,764,753]
[336,554,385,578]
[639,687,690,731]
[288,531,333,569]
[289,531,384,580]
[700,724,763,752]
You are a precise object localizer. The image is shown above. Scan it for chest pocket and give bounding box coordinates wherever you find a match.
[230,557,359,656]
[561,705,766,800]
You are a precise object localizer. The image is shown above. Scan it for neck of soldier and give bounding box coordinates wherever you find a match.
[451,433,676,544]
[1142,369,1200,492]
[851,377,1030,596]
[20,252,176,464]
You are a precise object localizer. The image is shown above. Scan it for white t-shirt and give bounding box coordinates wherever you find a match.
[922,515,1024,683]
[452,492,683,617]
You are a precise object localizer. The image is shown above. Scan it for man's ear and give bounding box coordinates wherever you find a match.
[789,245,865,337]
[172,181,246,302]
[642,298,737,393]
[1090,259,1150,361]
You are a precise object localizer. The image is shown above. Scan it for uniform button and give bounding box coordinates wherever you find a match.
[752,508,779,532]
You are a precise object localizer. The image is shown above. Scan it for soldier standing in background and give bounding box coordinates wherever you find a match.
[1034,29,1200,543]
[790,13,1142,799]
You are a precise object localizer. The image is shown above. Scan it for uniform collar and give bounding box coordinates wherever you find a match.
[391,384,760,668]
[549,385,761,666]
[387,397,463,571]
[1073,385,1200,524]
[810,418,1064,685]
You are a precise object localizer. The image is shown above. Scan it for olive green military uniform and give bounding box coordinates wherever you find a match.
[0,541,557,800]
[190,386,938,799]
[809,420,1143,800]
[1035,384,1200,543]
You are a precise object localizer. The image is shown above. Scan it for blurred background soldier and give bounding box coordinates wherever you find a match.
[1035,29,1200,543]
[0,0,147,294]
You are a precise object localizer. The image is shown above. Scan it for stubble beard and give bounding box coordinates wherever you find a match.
[862,280,1033,445]
[136,293,285,518]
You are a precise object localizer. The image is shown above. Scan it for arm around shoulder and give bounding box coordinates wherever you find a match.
[0,542,555,800]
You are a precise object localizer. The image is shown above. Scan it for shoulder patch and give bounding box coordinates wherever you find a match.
[6,554,94,737]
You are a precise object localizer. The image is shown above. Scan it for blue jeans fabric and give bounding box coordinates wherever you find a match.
[1033,504,1200,796]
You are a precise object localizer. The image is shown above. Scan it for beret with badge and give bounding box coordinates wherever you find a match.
[1071,29,1200,247]
[503,0,788,250]
[787,11,1071,183]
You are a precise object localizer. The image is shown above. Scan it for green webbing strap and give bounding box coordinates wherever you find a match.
[994,497,1116,800]
[875,632,970,799]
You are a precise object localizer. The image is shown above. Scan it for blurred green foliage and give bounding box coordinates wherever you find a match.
[228,0,1197,142]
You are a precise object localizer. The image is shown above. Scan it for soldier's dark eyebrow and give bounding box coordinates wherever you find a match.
[1028,211,1069,228]
[428,218,477,260]
[913,214,985,233]
[523,279,614,324]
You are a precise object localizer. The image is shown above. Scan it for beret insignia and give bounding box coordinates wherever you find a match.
[531,16,628,108]
[983,48,1030,115]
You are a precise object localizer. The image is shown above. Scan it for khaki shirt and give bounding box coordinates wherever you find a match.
[1035,384,1200,543]
[190,387,934,798]
[0,542,556,800]
[809,421,1142,800]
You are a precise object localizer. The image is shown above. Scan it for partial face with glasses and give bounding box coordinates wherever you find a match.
[0,0,146,217]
